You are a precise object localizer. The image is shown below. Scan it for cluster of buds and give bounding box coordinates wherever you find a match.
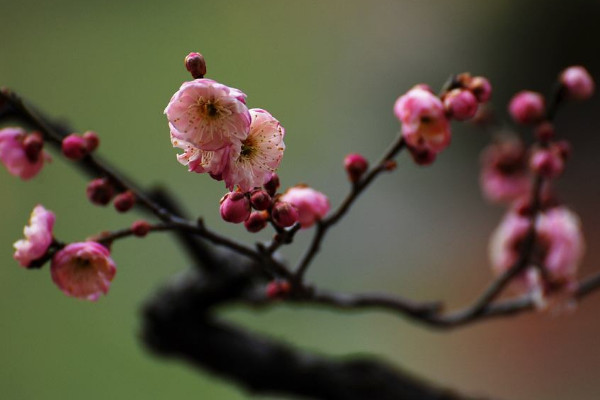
[484,66,594,307]
[220,173,330,232]
[61,131,99,160]
[394,74,492,165]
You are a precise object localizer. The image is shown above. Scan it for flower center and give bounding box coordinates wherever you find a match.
[240,143,255,159]
[196,97,223,120]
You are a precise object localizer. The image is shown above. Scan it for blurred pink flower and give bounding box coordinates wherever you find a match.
[489,206,584,298]
[394,86,451,154]
[51,242,117,301]
[165,79,250,151]
[223,109,285,191]
[0,127,50,180]
[280,185,330,228]
[13,205,55,267]
[480,138,530,204]
[560,66,595,101]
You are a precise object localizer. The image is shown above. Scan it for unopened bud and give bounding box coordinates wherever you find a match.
[113,191,136,213]
[266,280,291,299]
[244,211,269,233]
[23,132,44,162]
[560,66,595,101]
[83,131,100,152]
[62,134,88,160]
[86,178,114,206]
[271,201,299,228]
[344,153,368,183]
[131,220,151,237]
[250,189,272,211]
[555,140,572,160]
[444,88,478,121]
[185,52,207,79]
[263,173,280,196]
[219,191,251,223]
[468,76,492,103]
[534,121,555,142]
[508,91,546,125]
[530,148,564,179]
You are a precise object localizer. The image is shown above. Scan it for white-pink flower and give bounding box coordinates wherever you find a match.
[393,86,451,154]
[165,79,251,151]
[489,206,584,294]
[223,109,285,192]
[13,205,55,267]
[170,127,231,179]
[280,185,330,228]
[0,127,50,180]
[51,242,117,301]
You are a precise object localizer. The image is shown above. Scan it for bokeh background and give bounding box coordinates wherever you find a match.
[2,1,600,399]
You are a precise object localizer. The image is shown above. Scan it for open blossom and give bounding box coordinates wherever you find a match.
[170,128,231,178]
[223,109,285,191]
[280,185,330,228]
[489,206,584,297]
[13,205,55,267]
[51,242,116,301]
[165,79,251,151]
[394,86,451,154]
[480,137,530,204]
[0,127,50,180]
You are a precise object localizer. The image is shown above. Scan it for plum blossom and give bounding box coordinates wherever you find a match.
[223,109,285,192]
[13,205,55,267]
[170,128,231,178]
[0,127,50,180]
[280,185,330,228]
[489,206,584,299]
[480,137,530,204]
[165,79,251,151]
[394,86,451,154]
[51,242,117,301]
[560,66,595,101]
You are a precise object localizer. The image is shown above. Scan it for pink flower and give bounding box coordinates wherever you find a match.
[223,109,285,192]
[480,138,530,204]
[13,205,55,267]
[489,206,584,295]
[170,128,231,178]
[560,66,595,101]
[51,242,117,301]
[165,79,251,151]
[394,86,451,154]
[280,185,330,228]
[0,127,50,180]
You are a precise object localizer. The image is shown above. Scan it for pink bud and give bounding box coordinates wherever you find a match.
[249,189,272,211]
[279,186,329,228]
[83,131,100,152]
[534,121,555,142]
[131,220,151,237]
[468,76,492,103]
[444,89,478,121]
[560,66,594,101]
[266,280,291,299]
[219,191,251,223]
[185,52,207,79]
[23,132,44,162]
[263,173,280,196]
[62,134,88,160]
[86,178,114,206]
[344,153,368,183]
[244,211,269,233]
[530,148,564,179]
[51,241,116,301]
[113,191,136,213]
[271,201,299,228]
[508,91,546,125]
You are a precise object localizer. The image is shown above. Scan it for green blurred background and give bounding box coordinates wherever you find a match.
[2,0,600,399]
